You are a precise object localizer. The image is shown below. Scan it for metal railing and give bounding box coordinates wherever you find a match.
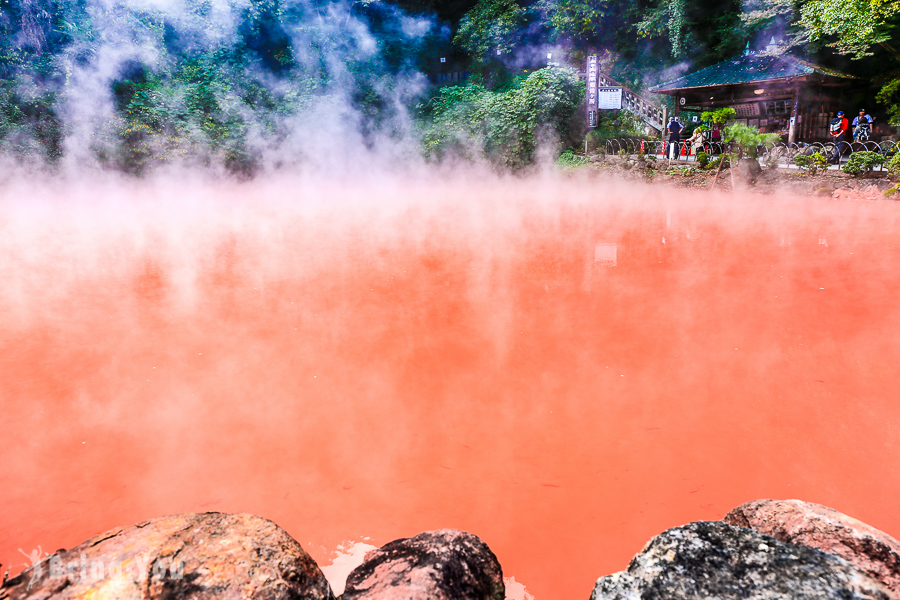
[598,138,900,170]
[603,138,729,159]
[596,73,665,133]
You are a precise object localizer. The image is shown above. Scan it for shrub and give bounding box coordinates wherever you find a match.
[794,152,828,175]
[842,151,886,176]
[707,154,730,170]
[556,149,587,168]
[887,153,900,180]
[696,151,710,168]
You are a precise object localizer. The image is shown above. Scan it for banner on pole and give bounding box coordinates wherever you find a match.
[586,55,598,128]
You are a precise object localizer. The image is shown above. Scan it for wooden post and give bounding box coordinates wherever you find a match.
[710,151,726,190]
[730,147,741,193]
[673,100,682,160]
[661,106,670,159]
[788,85,800,145]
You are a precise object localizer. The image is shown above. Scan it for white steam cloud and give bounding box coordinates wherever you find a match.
[10,0,437,176]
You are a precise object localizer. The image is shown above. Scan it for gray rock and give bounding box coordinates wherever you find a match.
[591,521,896,600]
[0,513,334,600]
[342,529,504,600]
[724,499,900,596]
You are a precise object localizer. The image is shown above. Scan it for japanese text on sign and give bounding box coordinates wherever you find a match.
[597,87,623,110]
[587,55,598,111]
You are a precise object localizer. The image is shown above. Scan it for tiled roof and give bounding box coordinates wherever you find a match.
[650,54,852,92]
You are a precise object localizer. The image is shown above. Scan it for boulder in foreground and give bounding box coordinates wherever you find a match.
[725,499,900,596]
[342,529,504,600]
[0,512,334,600]
[591,520,896,600]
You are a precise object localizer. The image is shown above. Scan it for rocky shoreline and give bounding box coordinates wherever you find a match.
[3,500,899,600]
[576,154,900,200]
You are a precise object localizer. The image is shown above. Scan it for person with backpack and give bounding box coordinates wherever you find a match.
[667,117,683,160]
[852,109,875,141]
[829,110,849,164]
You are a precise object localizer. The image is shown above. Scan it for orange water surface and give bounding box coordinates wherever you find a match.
[2,175,900,600]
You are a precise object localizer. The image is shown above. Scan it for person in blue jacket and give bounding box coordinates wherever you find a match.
[666,117,683,159]
[852,109,875,141]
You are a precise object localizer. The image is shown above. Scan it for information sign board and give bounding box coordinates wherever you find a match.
[597,87,623,110]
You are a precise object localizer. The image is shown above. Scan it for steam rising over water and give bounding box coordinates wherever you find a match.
[2,173,900,600]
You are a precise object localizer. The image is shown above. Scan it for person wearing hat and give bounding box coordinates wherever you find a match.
[666,117,683,160]
[828,110,849,164]
[852,109,875,141]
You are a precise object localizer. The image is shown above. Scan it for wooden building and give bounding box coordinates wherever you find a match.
[650,51,854,144]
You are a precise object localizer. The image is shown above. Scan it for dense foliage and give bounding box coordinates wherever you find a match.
[888,151,900,178]
[420,66,582,166]
[453,0,524,61]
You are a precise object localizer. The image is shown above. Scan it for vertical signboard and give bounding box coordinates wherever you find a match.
[586,55,598,128]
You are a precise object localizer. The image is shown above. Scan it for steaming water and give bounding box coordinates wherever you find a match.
[2,174,900,600]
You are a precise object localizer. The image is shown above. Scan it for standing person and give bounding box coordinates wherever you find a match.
[828,110,849,164]
[667,117,683,159]
[709,122,721,144]
[852,109,875,141]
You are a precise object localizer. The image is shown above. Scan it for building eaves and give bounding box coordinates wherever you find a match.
[649,54,853,93]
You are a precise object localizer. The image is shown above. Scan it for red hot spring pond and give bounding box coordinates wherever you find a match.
[2,174,900,600]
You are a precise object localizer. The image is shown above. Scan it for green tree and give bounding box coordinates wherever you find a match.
[628,0,746,63]
[799,0,900,57]
[421,66,583,167]
[722,122,779,158]
[796,0,900,124]
[739,0,805,50]
[536,0,609,40]
[453,0,525,62]
[877,77,900,124]
[701,106,736,124]
[635,0,687,58]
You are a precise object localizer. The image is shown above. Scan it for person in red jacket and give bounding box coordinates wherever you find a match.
[829,110,849,164]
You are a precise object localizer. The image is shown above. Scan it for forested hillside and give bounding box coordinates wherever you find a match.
[1,0,898,173]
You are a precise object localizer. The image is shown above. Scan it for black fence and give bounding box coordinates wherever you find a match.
[597,138,900,170]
